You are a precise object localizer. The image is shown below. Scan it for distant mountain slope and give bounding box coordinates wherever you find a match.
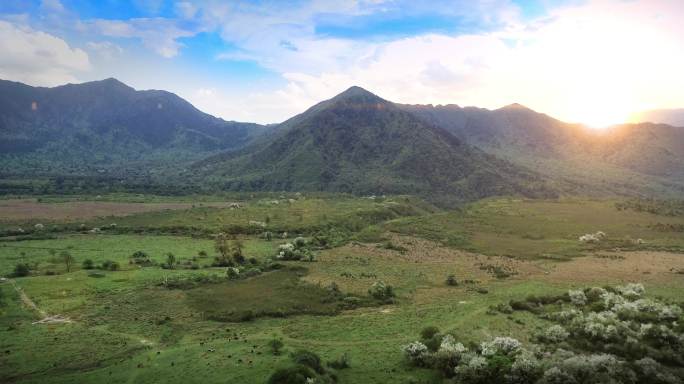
[632,109,684,127]
[194,87,558,204]
[0,78,266,176]
[401,103,684,196]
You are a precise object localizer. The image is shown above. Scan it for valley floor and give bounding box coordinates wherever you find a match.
[0,195,683,383]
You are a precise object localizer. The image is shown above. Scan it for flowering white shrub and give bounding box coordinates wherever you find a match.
[634,357,679,383]
[34,223,44,230]
[453,354,488,379]
[544,325,569,343]
[617,283,645,299]
[658,304,683,320]
[438,334,467,355]
[402,341,429,365]
[549,309,581,323]
[432,335,468,375]
[579,234,599,243]
[601,291,626,310]
[579,231,607,243]
[480,337,522,356]
[568,289,587,306]
[276,243,295,259]
[507,350,542,383]
[585,286,607,302]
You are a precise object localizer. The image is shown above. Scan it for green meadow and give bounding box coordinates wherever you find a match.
[1,195,683,383]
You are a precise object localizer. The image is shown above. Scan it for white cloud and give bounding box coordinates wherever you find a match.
[0,20,90,86]
[91,18,196,58]
[200,0,684,126]
[174,1,198,19]
[40,0,65,13]
[86,41,124,60]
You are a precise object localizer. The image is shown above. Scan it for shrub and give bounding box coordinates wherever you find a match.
[327,353,351,369]
[13,263,30,277]
[446,274,458,286]
[226,267,240,279]
[368,281,395,302]
[82,259,94,269]
[267,365,316,384]
[268,337,284,355]
[420,326,441,340]
[568,289,587,306]
[402,341,429,366]
[101,260,119,271]
[291,350,324,374]
[543,325,570,343]
[480,337,522,357]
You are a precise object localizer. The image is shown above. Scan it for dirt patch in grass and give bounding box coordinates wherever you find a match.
[186,268,349,322]
[0,199,236,221]
[303,234,545,299]
[537,251,684,285]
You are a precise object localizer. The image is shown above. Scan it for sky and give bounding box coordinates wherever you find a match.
[1,0,683,127]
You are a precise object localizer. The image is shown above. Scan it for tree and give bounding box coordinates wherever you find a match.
[214,232,230,265]
[232,239,245,264]
[60,251,75,272]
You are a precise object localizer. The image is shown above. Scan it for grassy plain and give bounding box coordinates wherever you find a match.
[1,195,683,383]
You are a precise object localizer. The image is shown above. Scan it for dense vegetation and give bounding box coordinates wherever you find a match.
[402,283,683,383]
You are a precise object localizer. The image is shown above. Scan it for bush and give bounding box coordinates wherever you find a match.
[402,341,429,366]
[101,260,119,271]
[267,365,316,384]
[368,281,395,302]
[446,274,459,286]
[420,326,441,340]
[268,337,284,355]
[291,349,324,374]
[12,263,30,277]
[82,259,94,270]
[327,353,351,369]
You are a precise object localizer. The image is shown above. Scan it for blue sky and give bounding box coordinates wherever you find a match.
[0,0,682,126]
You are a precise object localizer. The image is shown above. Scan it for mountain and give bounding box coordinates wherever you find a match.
[400,103,684,196]
[193,86,558,205]
[632,109,684,127]
[0,78,266,177]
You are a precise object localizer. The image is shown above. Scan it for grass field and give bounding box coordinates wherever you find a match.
[1,195,683,383]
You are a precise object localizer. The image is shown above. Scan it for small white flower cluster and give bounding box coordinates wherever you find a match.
[480,337,522,356]
[276,242,295,259]
[248,220,267,228]
[401,341,429,365]
[275,239,315,261]
[34,223,44,230]
[578,231,606,243]
[568,289,587,306]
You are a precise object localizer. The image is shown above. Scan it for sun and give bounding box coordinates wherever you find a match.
[576,104,633,129]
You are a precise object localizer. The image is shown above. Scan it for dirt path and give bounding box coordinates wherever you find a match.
[8,279,72,324]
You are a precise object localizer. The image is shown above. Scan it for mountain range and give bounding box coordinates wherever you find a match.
[0,78,267,178]
[1,78,683,203]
